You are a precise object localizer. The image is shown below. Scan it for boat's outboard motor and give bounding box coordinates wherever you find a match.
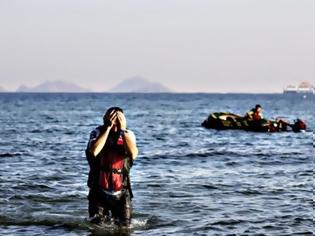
[291,119,306,132]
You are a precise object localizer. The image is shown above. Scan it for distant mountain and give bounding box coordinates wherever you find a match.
[0,86,6,92]
[16,80,91,93]
[109,76,172,93]
[17,85,29,92]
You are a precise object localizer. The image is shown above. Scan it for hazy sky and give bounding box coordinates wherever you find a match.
[0,0,314,92]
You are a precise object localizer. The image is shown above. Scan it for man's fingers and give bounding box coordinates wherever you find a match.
[116,113,122,121]
[109,111,116,117]
[106,111,126,127]
[116,112,127,129]
[109,113,117,121]
[106,110,115,118]
[117,112,125,120]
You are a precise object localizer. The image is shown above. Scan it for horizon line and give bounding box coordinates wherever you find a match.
[0,91,289,95]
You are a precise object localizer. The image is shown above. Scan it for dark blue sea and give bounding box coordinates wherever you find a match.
[0,93,314,236]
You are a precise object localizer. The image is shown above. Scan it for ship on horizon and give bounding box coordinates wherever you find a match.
[283,81,314,95]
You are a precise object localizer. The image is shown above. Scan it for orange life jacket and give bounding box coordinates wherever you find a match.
[246,109,262,121]
[252,112,262,121]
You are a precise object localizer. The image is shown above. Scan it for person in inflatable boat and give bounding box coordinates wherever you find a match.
[245,104,263,121]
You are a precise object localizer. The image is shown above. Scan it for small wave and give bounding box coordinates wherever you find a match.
[146,150,289,160]
[64,131,75,135]
[202,184,219,190]
[293,232,313,236]
[0,152,23,157]
[30,129,42,133]
[86,216,151,234]
[0,215,86,231]
[225,161,239,166]
[132,218,149,228]
[211,219,245,226]
[236,189,263,196]
[43,115,58,122]
[146,183,162,188]
[0,213,150,233]
[183,151,233,158]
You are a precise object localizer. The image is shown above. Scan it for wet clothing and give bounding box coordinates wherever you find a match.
[86,126,136,221]
[88,187,132,225]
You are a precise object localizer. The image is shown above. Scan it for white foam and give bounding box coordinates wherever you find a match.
[131,218,149,228]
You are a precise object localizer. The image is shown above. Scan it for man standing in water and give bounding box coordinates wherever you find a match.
[86,107,138,226]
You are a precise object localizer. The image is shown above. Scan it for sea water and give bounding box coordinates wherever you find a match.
[0,93,313,235]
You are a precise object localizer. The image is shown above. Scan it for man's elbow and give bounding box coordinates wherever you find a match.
[88,147,98,158]
[130,147,138,160]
